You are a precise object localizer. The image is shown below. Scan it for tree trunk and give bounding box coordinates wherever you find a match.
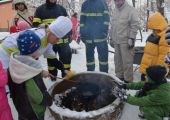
[132,0,135,7]
[156,0,164,16]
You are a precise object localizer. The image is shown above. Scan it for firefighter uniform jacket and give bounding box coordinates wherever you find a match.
[33,3,67,27]
[80,0,110,41]
[33,1,71,77]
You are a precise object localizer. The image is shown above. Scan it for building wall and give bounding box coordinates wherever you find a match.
[0,1,16,31]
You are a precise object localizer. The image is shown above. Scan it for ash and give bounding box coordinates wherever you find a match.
[54,85,116,112]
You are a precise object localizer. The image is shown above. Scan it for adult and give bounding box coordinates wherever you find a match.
[110,0,139,82]
[33,0,72,79]
[80,0,110,73]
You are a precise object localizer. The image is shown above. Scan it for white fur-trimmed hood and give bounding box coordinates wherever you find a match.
[9,52,42,84]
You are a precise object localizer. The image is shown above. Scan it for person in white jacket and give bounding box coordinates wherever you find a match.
[0,16,72,81]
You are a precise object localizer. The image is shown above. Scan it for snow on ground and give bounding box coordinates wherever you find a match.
[4,31,151,120]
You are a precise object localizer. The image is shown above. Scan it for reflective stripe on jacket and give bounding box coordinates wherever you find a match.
[33,4,67,27]
[80,0,109,40]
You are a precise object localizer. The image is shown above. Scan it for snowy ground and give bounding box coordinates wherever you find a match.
[4,31,150,120]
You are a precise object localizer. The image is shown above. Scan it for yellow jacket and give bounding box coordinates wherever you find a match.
[139,12,170,74]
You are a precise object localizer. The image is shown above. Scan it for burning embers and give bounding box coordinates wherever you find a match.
[54,80,116,112]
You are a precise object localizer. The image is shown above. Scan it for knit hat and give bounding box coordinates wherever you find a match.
[146,65,167,82]
[49,16,72,38]
[17,30,41,55]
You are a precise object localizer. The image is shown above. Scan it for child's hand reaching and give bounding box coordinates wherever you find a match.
[42,70,54,78]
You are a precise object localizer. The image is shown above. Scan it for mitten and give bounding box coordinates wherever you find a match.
[64,71,76,80]
[146,34,160,44]
[9,26,18,33]
[118,83,127,90]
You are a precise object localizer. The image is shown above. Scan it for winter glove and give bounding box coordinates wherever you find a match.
[117,83,127,90]
[128,38,135,49]
[165,52,170,65]
[166,26,170,45]
[64,71,76,80]
[112,86,128,102]
[146,34,160,44]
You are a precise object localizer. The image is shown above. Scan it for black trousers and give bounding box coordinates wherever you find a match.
[53,43,72,77]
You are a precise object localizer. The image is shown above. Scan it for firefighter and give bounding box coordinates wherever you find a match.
[80,0,110,73]
[33,0,72,79]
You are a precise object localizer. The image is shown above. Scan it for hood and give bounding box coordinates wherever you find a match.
[147,12,168,32]
[46,0,56,8]
[13,0,26,5]
[9,52,42,84]
[12,0,27,10]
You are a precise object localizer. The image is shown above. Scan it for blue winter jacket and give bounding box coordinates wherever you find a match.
[80,0,110,41]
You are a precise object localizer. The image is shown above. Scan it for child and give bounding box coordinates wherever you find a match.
[0,16,72,81]
[115,65,170,120]
[10,0,33,33]
[0,61,13,120]
[139,12,170,81]
[8,30,53,120]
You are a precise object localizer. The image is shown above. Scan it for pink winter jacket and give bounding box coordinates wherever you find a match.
[0,62,13,120]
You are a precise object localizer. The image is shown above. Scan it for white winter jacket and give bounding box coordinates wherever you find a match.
[0,28,55,69]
